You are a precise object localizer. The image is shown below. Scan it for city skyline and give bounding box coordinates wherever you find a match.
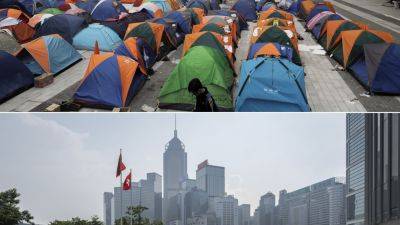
[0,113,346,224]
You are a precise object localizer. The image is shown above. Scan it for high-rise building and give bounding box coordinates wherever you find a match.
[210,195,239,225]
[163,121,188,223]
[103,192,114,225]
[346,114,367,225]
[238,204,251,225]
[184,187,209,224]
[258,192,276,225]
[276,177,346,225]
[196,160,225,198]
[113,173,162,222]
[365,114,400,225]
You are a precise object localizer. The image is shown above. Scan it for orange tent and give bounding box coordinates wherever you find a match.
[259,9,294,21]
[182,31,235,66]
[326,20,368,50]
[124,22,165,54]
[299,0,315,19]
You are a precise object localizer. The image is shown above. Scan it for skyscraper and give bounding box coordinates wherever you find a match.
[103,192,114,225]
[364,114,399,225]
[210,195,239,225]
[346,114,366,225]
[276,177,346,225]
[238,204,251,225]
[258,192,276,225]
[113,173,162,222]
[163,119,188,223]
[196,160,225,198]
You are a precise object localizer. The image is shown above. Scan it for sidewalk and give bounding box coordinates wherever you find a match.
[333,0,400,25]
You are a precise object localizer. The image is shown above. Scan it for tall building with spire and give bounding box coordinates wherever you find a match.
[163,115,188,224]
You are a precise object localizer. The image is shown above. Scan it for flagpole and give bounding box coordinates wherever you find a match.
[120,149,123,225]
[130,169,133,225]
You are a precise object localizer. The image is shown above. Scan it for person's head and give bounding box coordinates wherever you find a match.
[188,78,204,96]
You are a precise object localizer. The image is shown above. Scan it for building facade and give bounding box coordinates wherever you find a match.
[113,173,162,222]
[196,160,225,198]
[346,114,367,225]
[365,114,400,225]
[238,204,251,225]
[163,126,188,223]
[210,195,239,225]
[258,192,276,225]
[103,192,114,225]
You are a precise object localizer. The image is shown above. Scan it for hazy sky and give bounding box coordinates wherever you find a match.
[0,113,346,225]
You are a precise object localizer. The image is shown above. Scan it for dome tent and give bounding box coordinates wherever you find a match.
[73,23,122,51]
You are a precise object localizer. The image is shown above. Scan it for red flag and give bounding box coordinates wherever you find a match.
[123,172,132,190]
[116,152,126,177]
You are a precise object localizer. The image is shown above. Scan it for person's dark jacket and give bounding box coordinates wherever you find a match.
[193,88,218,112]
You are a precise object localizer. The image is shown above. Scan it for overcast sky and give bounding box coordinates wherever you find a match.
[0,113,346,225]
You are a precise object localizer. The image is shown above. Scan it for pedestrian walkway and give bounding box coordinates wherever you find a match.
[294,19,366,112]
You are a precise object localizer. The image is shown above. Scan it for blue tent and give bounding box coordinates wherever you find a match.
[288,0,300,14]
[350,43,400,94]
[165,11,192,35]
[187,0,209,14]
[73,23,122,51]
[261,2,275,11]
[231,0,257,21]
[114,37,157,70]
[74,53,146,108]
[148,0,172,13]
[256,0,269,11]
[34,14,88,43]
[235,57,309,112]
[311,13,342,38]
[247,43,294,62]
[306,4,330,22]
[0,50,34,102]
[91,0,126,21]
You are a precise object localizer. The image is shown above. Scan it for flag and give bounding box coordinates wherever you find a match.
[123,172,132,190]
[116,152,126,177]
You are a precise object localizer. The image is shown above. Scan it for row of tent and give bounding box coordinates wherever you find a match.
[290,0,400,94]
[235,3,310,112]
[158,6,248,111]
[0,0,227,106]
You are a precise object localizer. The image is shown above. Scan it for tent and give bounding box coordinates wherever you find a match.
[256,0,270,11]
[306,11,332,30]
[325,20,366,50]
[73,23,122,51]
[299,0,314,19]
[34,14,88,43]
[257,18,297,36]
[201,15,239,42]
[150,17,179,47]
[145,0,172,13]
[28,13,53,27]
[187,0,209,15]
[0,29,22,55]
[235,57,309,112]
[40,7,64,14]
[330,30,393,68]
[349,43,400,94]
[231,0,257,21]
[251,26,301,65]
[178,7,204,25]
[74,52,147,108]
[0,0,33,16]
[261,2,276,12]
[165,11,192,34]
[247,42,294,62]
[193,22,225,35]
[259,9,294,21]
[19,34,81,75]
[0,8,30,22]
[114,37,156,72]
[310,13,341,39]
[306,4,332,22]
[1,20,35,43]
[208,10,248,31]
[0,50,34,102]
[158,46,234,111]
[182,31,234,65]
[137,2,164,18]
[91,0,126,21]
[124,22,166,54]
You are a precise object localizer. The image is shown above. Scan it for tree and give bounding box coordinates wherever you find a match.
[49,216,102,225]
[0,188,34,225]
[114,206,162,225]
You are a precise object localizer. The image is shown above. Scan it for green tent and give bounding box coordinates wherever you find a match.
[158,46,234,111]
[41,8,64,15]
